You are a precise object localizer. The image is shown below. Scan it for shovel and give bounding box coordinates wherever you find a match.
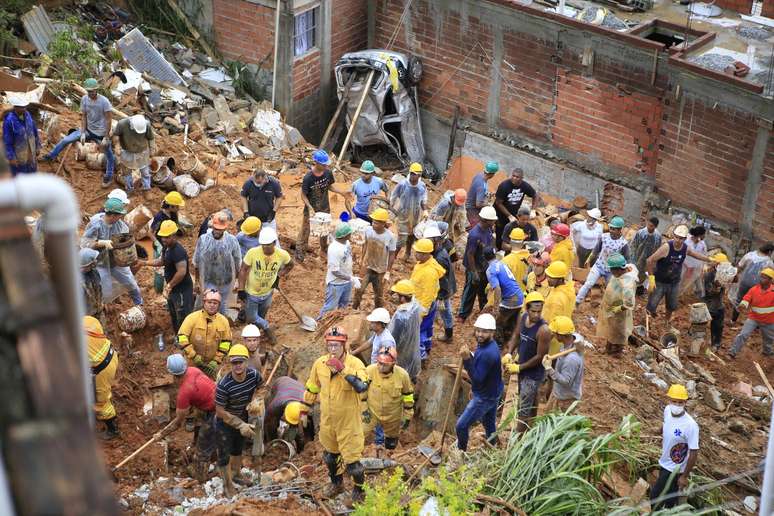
[275,286,317,332]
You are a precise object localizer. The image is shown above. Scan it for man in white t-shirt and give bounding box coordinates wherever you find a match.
[319,223,358,318]
[651,384,699,510]
[570,208,604,267]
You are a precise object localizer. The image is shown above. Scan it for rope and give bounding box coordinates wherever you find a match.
[424,42,482,106]
[386,0,415,50]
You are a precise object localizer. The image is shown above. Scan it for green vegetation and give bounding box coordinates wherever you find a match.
[46,18,102,83]
[0,9,18,56]
[224,60,270,103]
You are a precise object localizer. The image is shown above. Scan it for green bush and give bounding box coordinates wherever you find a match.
[47,18,102,83]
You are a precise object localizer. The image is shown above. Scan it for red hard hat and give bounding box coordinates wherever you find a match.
[324,326,348,343]
[376,346,397,365]
[551,223,570,238]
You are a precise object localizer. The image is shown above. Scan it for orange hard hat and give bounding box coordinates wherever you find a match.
[376,346,397,365]
[453,189,467,206]
[324,326,348,343]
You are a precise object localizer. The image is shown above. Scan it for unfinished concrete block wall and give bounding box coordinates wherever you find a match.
[372,0,773,245]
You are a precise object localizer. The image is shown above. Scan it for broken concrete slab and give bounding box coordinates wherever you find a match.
[151,389,171,424]
[202,107,219,130]
[697,382,726,412]
[213,95,241,135]
[734,381,753,398]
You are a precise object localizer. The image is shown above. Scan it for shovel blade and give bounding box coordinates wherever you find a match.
[300,315,318,332]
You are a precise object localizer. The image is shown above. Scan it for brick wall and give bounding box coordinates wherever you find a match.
[756,134,774,243]
[331,0,368,67]
[714,0,753,14]
[762,0,774,18]
[212,0,275,64]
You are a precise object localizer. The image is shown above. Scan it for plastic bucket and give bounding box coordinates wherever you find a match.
[310,212,332,237]
[172,174,201,198]
[110,233,138,267]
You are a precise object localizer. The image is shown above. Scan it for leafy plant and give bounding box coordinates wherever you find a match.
[416,466,484,514]
[0,9,18,56]
[47,22,102,83]
[354,469,408,516]
[224,59,269,102]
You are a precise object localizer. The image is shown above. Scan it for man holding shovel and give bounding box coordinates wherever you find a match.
[543,316,584,412]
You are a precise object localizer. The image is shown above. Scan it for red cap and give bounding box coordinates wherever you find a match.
[551,223,570,237]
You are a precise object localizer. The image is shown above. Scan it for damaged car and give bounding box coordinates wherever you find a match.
[335,50,433,176]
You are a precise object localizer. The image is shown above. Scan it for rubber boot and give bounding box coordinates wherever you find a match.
[346,461,366,506]
[230,455,252,486]
[437,328,453,342]
[220,466,236,497]
[323,451,344,498]
[99,417,120,440]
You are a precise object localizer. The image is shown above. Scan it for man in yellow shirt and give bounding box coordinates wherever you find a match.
[410,238,446,361]
[363,346,414,452]
[543,261,576,354]
[502,227,531,292]
[550,223,575,273]
[177,289,233,378]
[85,316,120,439]
[237,227,294,345]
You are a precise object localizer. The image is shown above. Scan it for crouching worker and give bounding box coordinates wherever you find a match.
[84,316,120,440]
[363,346,414,452]
[215,345,263,496]
[156,354,217,481]
[304,327,369,504]
[265,377,315,452]
[543,316,584,412]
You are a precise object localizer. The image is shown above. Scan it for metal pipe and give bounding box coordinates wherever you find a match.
[271,0,282,108]
[0,173,90,423]
[760,402,774,515]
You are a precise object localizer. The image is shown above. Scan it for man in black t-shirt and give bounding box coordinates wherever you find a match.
[494,168,539,249]
[241,169,284,228]
[295,149,352,261]
[501,206,539,251]
[140,220,193,331]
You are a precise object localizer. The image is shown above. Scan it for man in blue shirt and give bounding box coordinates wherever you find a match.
[485,247,524,344]
[455,313,503,451]
[458,206,498,322]
[351,160,388,222]
[465,161,498,226]
[2,97,40,176]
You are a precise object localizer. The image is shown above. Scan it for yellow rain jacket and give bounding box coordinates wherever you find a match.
[304,353,368,464]
[550,238,576,277]
[502,249,531,292]
[527,271,551,298]
[543,282,576,354]
[177,309,232,364]
[87,328,119,421]
[363,364,414,438]
[410,257,446,312]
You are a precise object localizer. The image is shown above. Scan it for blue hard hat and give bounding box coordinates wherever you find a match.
[312,149,330,165]
[166,353,187,375]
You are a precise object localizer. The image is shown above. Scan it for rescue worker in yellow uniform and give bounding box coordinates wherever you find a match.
[304,327,369,504]
[501,227,531,292]
[543,260,576,355]
[177,289,232,378]
[84,315,120,440]
[363,346,414,452]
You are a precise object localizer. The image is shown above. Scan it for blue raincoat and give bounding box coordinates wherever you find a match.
[3,110,40,175]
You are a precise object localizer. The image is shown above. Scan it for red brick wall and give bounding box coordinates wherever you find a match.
[714,0,753,14]
[292,50,321,101]
[755,134,774,243]
[657,98,757,226]
[212,0,275,64]
[331,0,368,68]
[762,0,774,18]
[554,70,663,177]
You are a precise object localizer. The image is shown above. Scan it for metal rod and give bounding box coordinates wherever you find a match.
[271,0,282,108]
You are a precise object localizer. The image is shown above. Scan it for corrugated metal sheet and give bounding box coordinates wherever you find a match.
[21,6,57,54]
[117,28,184,86]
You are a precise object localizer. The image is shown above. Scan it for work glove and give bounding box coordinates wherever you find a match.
[361,410,371,424]
[101,137,109,147]
[609,305,623,314]
[193,354,204,366]
[502,353,513,365]
[247,398,262,417]
[384,271,390,283]
[541,354,553,371]
[152,431,164,441]
[401,418,410,430]
[506,363,520,374]
[97,239,113,250]
[204,360,219,376]
[326,357,345,374]
[648,275,656,293]
[237,290,247,302]
[79,133,86,145]
[237,421,253,438]
[737,300,749,310]
[352,277,362,290]
[421,209,429,220]
[458,345,471,359]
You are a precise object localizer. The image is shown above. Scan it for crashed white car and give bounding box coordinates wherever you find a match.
[335,50,428,172]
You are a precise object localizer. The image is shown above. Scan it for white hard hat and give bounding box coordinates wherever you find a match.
[9,96,29,108]
[241,324,261,338]
[366,307,391,324]
[673,224,689,238]
[473,313,497,330]
[258,227,278,245]
[108,188,130,205]
[586,208,603,220]
[423,224,443,239]
[479,206,498,221]
[129,114,148,134]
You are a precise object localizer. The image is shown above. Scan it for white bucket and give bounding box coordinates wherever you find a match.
[310,212,332,237]
[172,174,202,198]
[349,218,370,246]
[716,262,737,285]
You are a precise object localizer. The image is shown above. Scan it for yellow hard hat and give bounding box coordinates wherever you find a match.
[164,191,185,207]
[83,315,105,338]
[370,208,390,222]
[412,238,434,253]
[710,253,729,263]
[666,384,689,401]
[509,227,526,241]
[762,267,774,280]
[546,260,569,279]
[157,220,179,237]
[283,401,307,425]
[524,291,545,306]
[409,162,423,174]
[549,315,575,335]
[240,216,262,236]
[227,344,249,360]
[391,279,415,296]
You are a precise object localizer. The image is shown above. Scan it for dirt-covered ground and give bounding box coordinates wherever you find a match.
[33,107,773,514]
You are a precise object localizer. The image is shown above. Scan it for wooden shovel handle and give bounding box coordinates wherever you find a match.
[113,420,175,471]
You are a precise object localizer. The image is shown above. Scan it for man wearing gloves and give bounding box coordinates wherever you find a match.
[390,162,428,262]
[456,314,503,451]
[430,188,468,258]
[352,208,396,310]
[543,316,584,411]
[576,216,630,305]
[730,267,774,358]
[155,354,217,481]
[363,346,414,451]
[597,254,638,357]
[426,224,456,342]
[388,280,422,382]
[458,206,498,322]
[215,345,263,496]
[629,217,662,295]
[193,211,242,315]
[177,289,233,378]
[3,97,40,175]
[465,161,499,227]
[541,261,576,353]
[43,78,115,187]
[484,246,524,345]
[351,160,388,222]
[85,316,120,440]
[304,327,369,504]
[320,223,357,318]
[111,114,155,198]
[410,238,446,361]
[81,197,143,306]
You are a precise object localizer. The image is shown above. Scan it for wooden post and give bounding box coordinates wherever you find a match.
[320,75,354,151]
[335,70,375,169]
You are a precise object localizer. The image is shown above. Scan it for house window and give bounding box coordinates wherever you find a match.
[293,7,318,57]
